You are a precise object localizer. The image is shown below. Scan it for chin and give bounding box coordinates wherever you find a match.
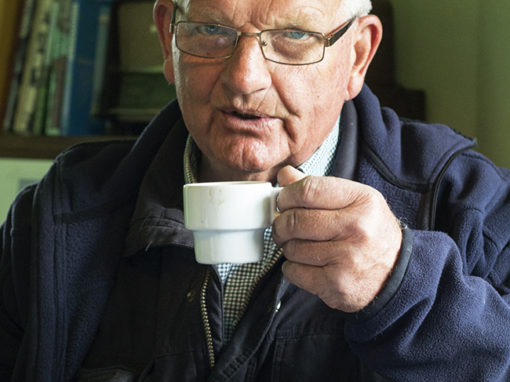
[201,137,286,180]
[210,154,278,181]
[225,158,271,175]
[222,140,272,166]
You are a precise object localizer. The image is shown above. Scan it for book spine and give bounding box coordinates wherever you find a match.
[90,5,112,117]
[2,0,37,133]
[32,0,61,136]
[60,0,113,136]
[12,0,54,135]
[0,0,25,126]
[45,0,72,136]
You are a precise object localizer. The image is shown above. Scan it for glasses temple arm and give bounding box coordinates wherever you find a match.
[325,17,356,47]
[170,2,179,33]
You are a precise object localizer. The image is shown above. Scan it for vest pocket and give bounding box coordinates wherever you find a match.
[75,366,137,381]
[270,333,361,382]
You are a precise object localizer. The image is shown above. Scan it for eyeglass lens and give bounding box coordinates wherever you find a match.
[175,22,326,64]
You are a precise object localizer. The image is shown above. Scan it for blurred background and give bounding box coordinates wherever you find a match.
[0,0,509,219]
[390,0,510,170]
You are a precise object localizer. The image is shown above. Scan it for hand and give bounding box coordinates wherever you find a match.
[272,166,402,313]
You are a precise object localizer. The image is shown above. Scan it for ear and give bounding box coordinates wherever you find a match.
[153,0,176,83]
[346,15,383,100]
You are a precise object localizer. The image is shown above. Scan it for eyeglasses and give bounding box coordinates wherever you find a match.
[169,7,356,66]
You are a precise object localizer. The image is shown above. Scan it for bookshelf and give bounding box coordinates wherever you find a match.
[0,0,171,159]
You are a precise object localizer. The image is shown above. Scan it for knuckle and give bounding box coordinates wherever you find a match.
[272,209,300,244]
[357,189,394,243]
[301,176,320,206]
[346,215,371,244]
[287,209,300,234]
[358,185,384,210]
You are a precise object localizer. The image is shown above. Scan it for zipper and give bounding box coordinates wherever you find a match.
[200,267,215,368]
[428,145,476,230]
[199,247,284,370]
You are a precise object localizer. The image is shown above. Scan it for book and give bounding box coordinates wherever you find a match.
[12,0,54,135]
[2,0,37,133]
[44,0,72,136]
[0,0,25,127]
[60,0,114,136]
[32,0,61,136]
[90,2,113,118]
[41,0,73,136]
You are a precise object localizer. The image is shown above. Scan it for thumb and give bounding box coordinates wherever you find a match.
[277,165,306,186]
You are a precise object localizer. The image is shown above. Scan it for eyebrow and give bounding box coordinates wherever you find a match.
[181,4,328,32]
[184,6,232,25]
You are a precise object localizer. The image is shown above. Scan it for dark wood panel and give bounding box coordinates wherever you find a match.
[0,134,134,159]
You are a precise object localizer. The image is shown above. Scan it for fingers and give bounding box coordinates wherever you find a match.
[274,166,403,312]
[277,238,364,267]
[273,205,401,271]
[273,207,361,243]
[276,170,376,213]
[281,261,325,297]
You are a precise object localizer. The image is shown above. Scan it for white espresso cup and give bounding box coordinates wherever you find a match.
[183,181,281,264]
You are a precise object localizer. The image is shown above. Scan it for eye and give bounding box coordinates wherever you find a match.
[283,30,311,41]
[197,24,227,36]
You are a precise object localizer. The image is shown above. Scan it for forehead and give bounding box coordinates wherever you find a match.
[182,0,345,29]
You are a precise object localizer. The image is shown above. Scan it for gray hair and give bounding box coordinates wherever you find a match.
[171,0,372,19]
[342,0,372,18]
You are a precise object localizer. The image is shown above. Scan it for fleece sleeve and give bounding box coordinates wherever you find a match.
[0,186,36,380]
[345,152,510,381]
[346,230,510,381]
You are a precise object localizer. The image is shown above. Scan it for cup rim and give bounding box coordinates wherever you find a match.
[183,181,271,188]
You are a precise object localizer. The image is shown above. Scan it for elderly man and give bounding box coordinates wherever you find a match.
[2,0,510,380]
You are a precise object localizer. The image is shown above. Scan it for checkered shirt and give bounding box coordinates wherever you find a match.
[183,118,340,343]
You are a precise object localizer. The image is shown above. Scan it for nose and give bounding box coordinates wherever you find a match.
[220,35,272,95]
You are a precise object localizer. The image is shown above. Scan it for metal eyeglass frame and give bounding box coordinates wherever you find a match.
[169,4,356,65]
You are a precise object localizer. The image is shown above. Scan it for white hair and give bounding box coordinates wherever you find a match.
[342,0,372,18]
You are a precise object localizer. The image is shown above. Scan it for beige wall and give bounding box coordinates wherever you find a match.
[388,0,510,168]
[0,158,53,221]
[477,0,510,168]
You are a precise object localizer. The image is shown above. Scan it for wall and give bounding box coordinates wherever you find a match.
[0,158,53,221]
[477,0,510,168]
[388,0,510,168]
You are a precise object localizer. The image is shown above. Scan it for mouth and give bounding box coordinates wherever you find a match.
[222,108,271,121]
[231,111,261,120]
[218,107,280,135]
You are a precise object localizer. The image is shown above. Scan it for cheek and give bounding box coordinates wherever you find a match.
[306,62,350,120]
[276,62,347,116]
[173,60,223,127]
[173,53,219,102]
[277,68,342,129]
[275,66,348,159]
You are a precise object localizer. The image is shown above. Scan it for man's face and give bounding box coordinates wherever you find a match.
[164,0,365,181]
